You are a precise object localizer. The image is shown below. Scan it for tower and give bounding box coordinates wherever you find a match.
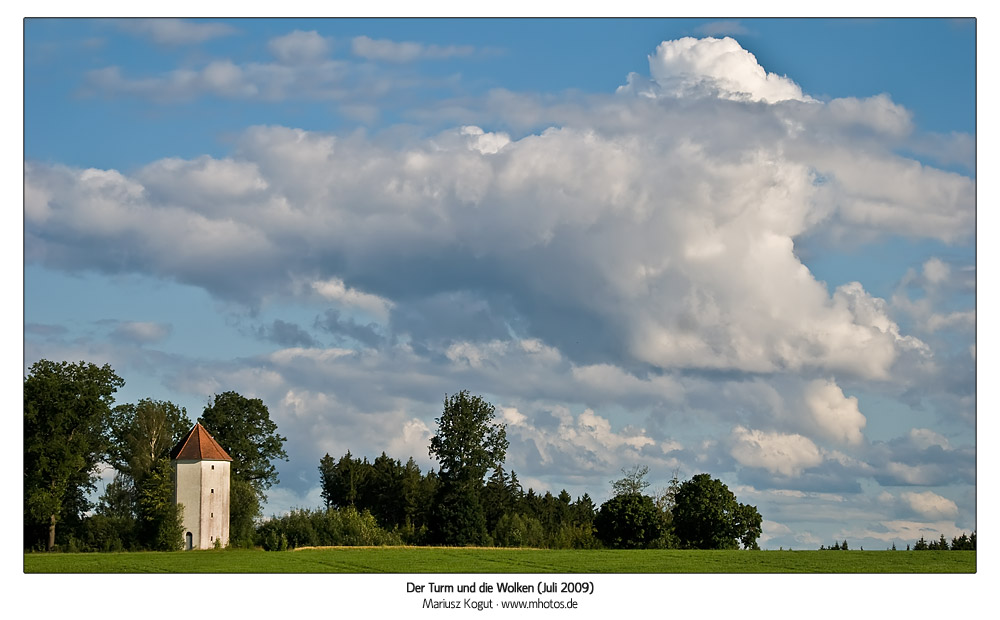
[170,423,232,550]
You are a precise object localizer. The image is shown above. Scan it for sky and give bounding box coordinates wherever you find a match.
[22,17,979,552]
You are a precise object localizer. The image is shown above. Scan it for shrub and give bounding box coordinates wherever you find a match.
[256,506,402,549]
[493,513,546,548]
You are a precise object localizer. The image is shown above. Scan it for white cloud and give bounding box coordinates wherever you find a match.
[906,428,951,451]
[500,406,528,426]
[112,18,236,46]
[804,379,866,445]
[32,37,973,388]
[729,426,823,477]
[460,125,511,155]
[269,30,332,65]
[906,130,975,170]
[643,37,811,103]
[859,520,965,544]
[504,405,674,477]
[84,56,356,103]
[445,340,509,369]
[310,277,394,321]
[925,310,975,332]
[260,484,325,517]
[110,321,172,345]
[268,347,355,366]
[759,520,792,546]
[900,491,959,520]
[884,461,940,485]
[892,257,975,336]
[85,63,260,102]
[351,35,475,62]
[138,156,268,209]
[812,152,974,244]
[26,113,950,380]
[570,364,683,404]
[826,94,912,138]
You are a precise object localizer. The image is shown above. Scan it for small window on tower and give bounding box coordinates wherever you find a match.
[211,489,214,493]
[212,465,215,470]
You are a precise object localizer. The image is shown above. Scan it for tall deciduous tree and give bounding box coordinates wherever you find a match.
[24,360,124,550]
[106,399,192,482]
[429,391,508,484]
[100,398,191,550]
[199,391,288,496]
[611,465,651,496]
[672,473,762,550]
[595,466,668,549]
[595,493,666,549]
[428,391,507,545]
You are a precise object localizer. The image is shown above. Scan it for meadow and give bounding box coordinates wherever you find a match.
[24,547,975,573]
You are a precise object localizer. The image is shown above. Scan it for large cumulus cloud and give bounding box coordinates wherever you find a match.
[24,39,972,382]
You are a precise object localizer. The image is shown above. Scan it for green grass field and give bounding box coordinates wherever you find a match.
[23,547,975,573]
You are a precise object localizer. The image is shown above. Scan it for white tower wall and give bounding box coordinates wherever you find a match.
[175,459,231,549]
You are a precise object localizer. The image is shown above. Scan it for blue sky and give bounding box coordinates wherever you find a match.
[22,17,978,553]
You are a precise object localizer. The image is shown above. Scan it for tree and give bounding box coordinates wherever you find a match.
[483,467,520,533]
[611,465,651,496]
[652,471,682,548]
[137,459,185,550]
[319,453,337,510]
[370,452,406,528]
[94,474,139,550]
[319,451,369,510]
[672,473,762,550]
[200,391,287,547]
[429,391,508,484]
[428,391,508,545]
[594,466,668,549]
[734,502,763,550]
[106,399,191,482]
[228,478,261,548]
[199,391,288,496]
[571,493,597,526]
[24,360,124,550]
[951,532,974,551]
[100,398,191,550]
[595,493,666,549]
[431,480,491,546]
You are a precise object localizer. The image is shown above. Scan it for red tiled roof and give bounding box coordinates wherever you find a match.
[170,423,233,461]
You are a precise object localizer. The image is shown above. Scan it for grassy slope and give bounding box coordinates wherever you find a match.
[23,547,976,574]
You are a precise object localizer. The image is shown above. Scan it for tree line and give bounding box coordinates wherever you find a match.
[912,532,976,551]
[25,360,761,552]
[819,532,976,552]
[272,390,763,550]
